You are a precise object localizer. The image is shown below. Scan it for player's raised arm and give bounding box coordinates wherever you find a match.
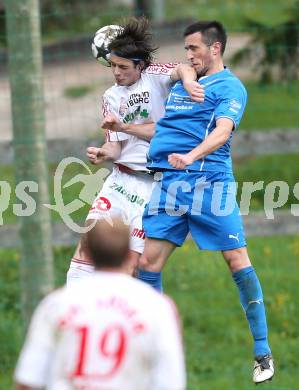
[168,117,234,169]
[171,63,205,103]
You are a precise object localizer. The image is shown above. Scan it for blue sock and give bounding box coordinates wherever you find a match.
[232,266,271,357]
[137,269,163,292]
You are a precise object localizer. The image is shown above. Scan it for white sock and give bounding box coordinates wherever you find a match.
[66,259,95,286]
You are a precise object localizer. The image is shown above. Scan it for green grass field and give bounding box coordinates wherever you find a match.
[1,235,299,389]
[240,82,299,130]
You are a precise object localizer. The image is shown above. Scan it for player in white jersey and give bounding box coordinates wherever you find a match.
[67,17,204,286]
[15,218,186,390]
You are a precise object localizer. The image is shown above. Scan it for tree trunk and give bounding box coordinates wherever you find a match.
[5,0,54,326]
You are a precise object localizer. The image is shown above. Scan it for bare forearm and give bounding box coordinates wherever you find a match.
[101,141,121,160]
[168,118,234,169]
[171,64,204,103]
[119,122,155,141]
[188,125,232,161]
[86,141,121,165]
[171,63,197,82]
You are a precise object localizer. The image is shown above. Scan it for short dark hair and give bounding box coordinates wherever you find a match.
[184,21,227,55]
[86,219,129,269]
[108,16,157,69]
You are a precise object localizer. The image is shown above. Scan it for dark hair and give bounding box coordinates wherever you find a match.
[184,21,227,55]
[86,219,129,269]
[108,16,157,69]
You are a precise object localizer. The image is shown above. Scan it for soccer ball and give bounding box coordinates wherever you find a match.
[91,24,123,66]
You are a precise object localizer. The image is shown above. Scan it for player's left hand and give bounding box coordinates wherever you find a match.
[168,153,194,169]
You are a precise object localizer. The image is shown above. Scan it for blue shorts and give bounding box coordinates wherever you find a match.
[143,170,246,250]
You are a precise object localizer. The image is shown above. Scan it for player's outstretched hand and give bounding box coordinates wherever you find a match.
[101,113,123,132]
[86,147,110,165]
[168,153,194,169]
[184,81,205,103]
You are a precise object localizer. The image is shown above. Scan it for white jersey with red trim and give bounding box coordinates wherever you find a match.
[87,165,154,254]
[103,63,176,171]
[15,272,186,390]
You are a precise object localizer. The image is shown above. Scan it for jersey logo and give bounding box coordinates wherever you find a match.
[123,106,150,123]
[91,196,111,212]
[131,228,145,239]
[248,299,263,305]
[228,233,239,242]
[229,99,242,114]
[140,109,149,118]
[109,182,145,206]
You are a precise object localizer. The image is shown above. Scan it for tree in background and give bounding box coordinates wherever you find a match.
[231,1,299,84]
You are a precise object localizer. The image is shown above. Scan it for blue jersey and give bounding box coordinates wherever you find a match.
[147,68,247,173]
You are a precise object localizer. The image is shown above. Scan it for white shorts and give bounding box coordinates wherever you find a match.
[87,166,154,254]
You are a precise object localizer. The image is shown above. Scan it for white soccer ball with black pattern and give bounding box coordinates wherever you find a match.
[91,25,123,66]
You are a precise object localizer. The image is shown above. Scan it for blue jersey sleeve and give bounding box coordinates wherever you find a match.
[214,81,247,130]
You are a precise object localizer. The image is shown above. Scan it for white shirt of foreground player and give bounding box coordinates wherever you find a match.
[15,272,186,390]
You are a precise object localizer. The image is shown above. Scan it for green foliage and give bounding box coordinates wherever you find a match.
[1,236,299,389]
[164,0,298,31]
[41,1,130,43]
[0,249,22,387]
[1,0,298,49]
[64,84,95,98]
[231,1,299,84]
[241,81,299,129]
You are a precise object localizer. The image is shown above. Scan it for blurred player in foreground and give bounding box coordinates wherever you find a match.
[15,218,186,390]
[66,17,204,288]
[139,20,274,383]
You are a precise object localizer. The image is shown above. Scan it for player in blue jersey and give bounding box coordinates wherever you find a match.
[138,21,274,384]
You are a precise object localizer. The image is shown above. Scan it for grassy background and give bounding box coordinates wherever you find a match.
[1,235,299,389]
[240,81,299,130]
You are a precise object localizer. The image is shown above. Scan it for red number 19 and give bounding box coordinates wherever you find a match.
[72,324,127,378]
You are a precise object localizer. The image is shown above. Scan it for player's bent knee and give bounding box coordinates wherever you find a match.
[138,254,164,273]
[138,254,151,270]
[222,247,251,272]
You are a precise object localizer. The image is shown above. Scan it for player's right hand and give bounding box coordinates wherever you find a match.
[86,147,109,165]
